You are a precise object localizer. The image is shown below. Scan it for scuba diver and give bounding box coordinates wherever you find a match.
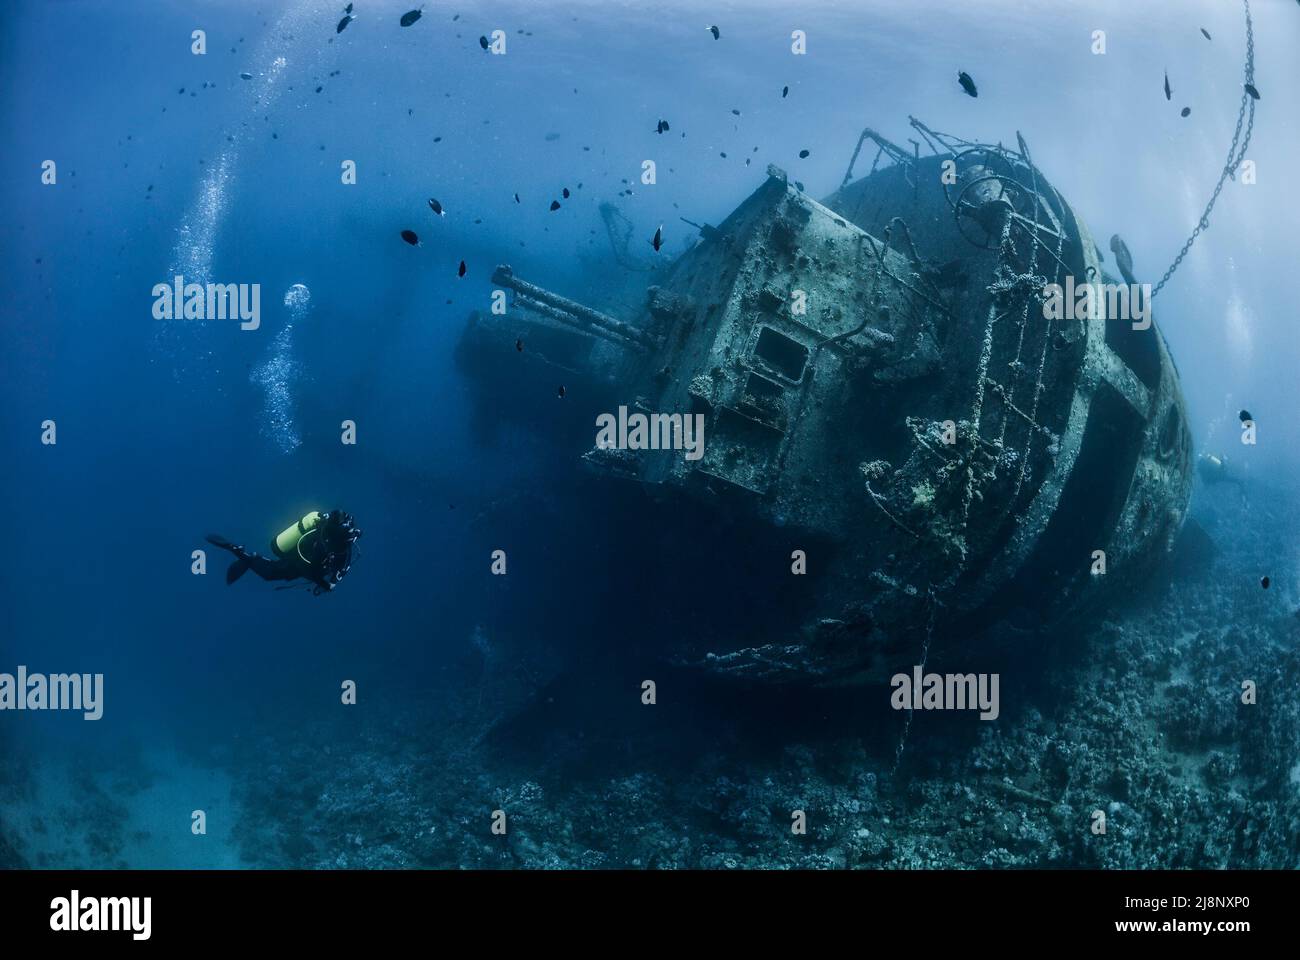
[206,510,362,595]
[1196,453,1247,504]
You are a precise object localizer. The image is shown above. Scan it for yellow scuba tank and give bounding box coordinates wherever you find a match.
[273,511,322,562]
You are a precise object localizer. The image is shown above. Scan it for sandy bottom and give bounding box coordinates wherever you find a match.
[1,742,241,869]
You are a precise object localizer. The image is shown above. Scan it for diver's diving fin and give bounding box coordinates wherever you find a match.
[226,557,251,585]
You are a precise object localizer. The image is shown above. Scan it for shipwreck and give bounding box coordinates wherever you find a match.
[457,118,1193,684]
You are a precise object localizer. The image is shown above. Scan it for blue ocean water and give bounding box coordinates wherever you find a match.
[1,0,1298,869]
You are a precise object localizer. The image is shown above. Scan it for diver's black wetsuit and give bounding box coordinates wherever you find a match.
[206,535,304,583]
[207,510,361,595]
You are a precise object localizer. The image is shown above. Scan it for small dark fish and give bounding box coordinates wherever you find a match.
[958,71,978,97]
[315,85,323,93]
[549,200,561,211]
[428,198,445,216]
[1109,234,1136,286]
[557,385,566,399]
[240,72,253,80]
[479,35,489,50]
[731,108,741,116]
[400,8,422,27]
[656,119,670,134]
[401,229,420,246]
[798,149,809,158]
[562,187,570,199]
[1181,106,1191,117]
[345,3,353,12]
[458,260,467,277]
[782,85,789,98]
[933,258,968,289]
[708,25,720,40]
[1261,576,1270,589]
[1244,83,1260,100]
[1239,409,1253,423]
[337,14,353,33]
[651,225,663,251]
[515,338,523,352]
[514,192,521,203]
[1200,27,1211,40]
[1164,71,1172,101]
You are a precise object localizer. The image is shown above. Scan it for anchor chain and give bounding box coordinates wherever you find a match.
[1152,0,1256,299]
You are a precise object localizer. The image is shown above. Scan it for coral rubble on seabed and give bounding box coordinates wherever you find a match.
[2,485,1295,869]
[227,487,1299,870]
